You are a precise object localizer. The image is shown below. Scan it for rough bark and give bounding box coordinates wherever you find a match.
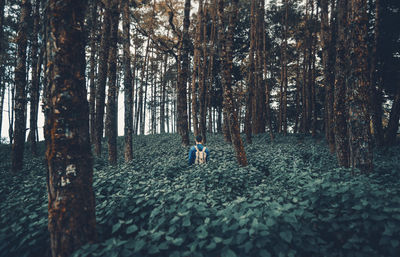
[11,0,31,172]
[199,1,208,143]
[369,0,384,146]
[0,0,5,140]
[245,0,255,143]
[94,3,111,155]
[105,0,120,165]
[334,0,350,167]
[123,0,133,162]
[44,1,96,256]
[176,0,190,146]
[347,0,373,173]
[218,0,247,166]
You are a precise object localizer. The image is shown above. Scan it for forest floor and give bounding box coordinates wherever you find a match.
[0,133,400,257]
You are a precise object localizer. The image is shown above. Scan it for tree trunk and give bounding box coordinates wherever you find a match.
[105,0,120,165]
[334,0,350,167]
[160,53,167,133]
[176,0,190,146]
[199,1,208,143]
[369,0,384,146]
[89,0,98,144]
[347,0,373,173]
[218,0,247,166]
[45,1,96,256]
[385,89,400,145]
[245,0,255,143]
[28,0,40,156]
[123,0,133,162]
[94,3,111,155]
[11,0,31,172]
[0,0,5,141]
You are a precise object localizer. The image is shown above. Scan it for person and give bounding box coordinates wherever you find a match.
[188,135,210,165]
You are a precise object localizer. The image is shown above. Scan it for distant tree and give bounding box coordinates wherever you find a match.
[105,0,120,165]
[347,0,373,173]
[88,0,98,144]
[176,0,190,146]
[44,0,96,256]
[11,0,31,172]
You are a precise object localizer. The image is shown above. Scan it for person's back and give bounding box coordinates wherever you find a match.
[188,135,210,165]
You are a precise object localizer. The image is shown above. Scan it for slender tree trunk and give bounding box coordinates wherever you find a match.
[160,53,167,133]
[245,0,255,143]
[347,0,373,173]
[89,0,98,144]
[176,0,190,146]
[11,0,31,172]
[0,0,5,141]
[28,0,40,156]
[105,0,119,165]
[199,1,208,143]
[218,0,247,166]
[142,45,151,135]
[282,0,288,135]
[45,1,96,256]
[94,4,111,155]
[123,0,133,162]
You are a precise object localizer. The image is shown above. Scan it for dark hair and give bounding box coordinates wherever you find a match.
[195,135,203,143]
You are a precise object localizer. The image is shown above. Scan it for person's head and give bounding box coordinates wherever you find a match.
[195,135,203,144]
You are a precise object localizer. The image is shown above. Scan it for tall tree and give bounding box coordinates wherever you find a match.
[176,0,190,146]
[321,0,335,152]
[123,0,133,162]
[11,0,31,172]
[245,0,255,143]
[334,0,349,167]
[88,0,98,144]
[28,0,41,155]
[0,0,5,141]
[218,0,247,166]
[347,0,373,173]
[105,0,120,165]
[94,1,111,155]
[44,0,96,256]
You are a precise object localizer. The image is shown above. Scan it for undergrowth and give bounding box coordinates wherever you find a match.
[0,133,399,257]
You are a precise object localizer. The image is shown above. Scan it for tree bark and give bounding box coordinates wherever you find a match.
[218,0,247,166]
[28,0,40,156]
[0,0,5,141]
[88,0,98,144]
[44,1,96,256]
[347,0,373,173]
[385,89,400,145]
[105,0,120,165]
[94,2,111,155]
[176,0,190,146]
[11,0,31,172]
[123,0,133,162]
[334,0,350,167]
[199,1,208,143]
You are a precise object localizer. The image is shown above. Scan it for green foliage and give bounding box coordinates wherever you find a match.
[0,133,400,257]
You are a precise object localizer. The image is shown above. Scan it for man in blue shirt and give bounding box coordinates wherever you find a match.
[188,135,210,165]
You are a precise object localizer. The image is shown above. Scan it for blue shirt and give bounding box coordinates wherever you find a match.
[188,144,210,165]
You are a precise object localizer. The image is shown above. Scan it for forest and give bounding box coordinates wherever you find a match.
[0,0,399,256]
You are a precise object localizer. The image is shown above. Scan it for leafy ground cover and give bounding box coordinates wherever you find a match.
[1,133,400,257]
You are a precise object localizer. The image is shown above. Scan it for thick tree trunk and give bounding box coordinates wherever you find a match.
[89,0,98,144]
[218,0,247,166]
[105,0,120,165]
[94,3,111,155]
[334,0,350,167]
[245,0,255,143]
[44,1,96,256]
[11,0,31,172]
[199,1,208,143]
[369,0,384,146]
[0,0,5,140]
[176,0,190,146]
[123,0,133,162]
[347,0,373,173]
